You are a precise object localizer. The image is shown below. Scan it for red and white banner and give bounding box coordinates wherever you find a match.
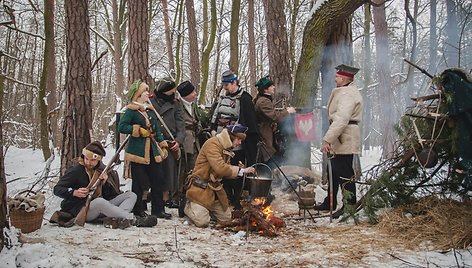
[294,112,316,142]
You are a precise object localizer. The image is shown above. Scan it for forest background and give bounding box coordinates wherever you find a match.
[0,0,470,252]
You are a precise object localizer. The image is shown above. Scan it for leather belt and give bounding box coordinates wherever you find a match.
[192,177,208,189]
[329,120,359,125]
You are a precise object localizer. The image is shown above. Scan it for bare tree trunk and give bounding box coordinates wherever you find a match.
[229,0,240,73]
[445,0,459,67]
[404,0,418,82]
[292,0,363,168]
[372,0,394,158]
[202,0,209,49]
[128,0,151,85]
[429,0,437,73]
[362,3,372,150]
[199,0,217,104]
[318,16,353,175]
[61,0,93,174]
[262,0,292,100]
[210,0,226,104]
[39,0,56,160]
[175,0,185,84]
[320,17,353,137]
[289,0,301,81]
[111,0,126,108]
[185,0,201,90]
[247,0,257,96]
[162,0,175,73]
[293,0,364,108]
[0,62,8,253]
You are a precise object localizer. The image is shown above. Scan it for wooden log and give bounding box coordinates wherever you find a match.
[410,93,440,102]
[404,113,448,121]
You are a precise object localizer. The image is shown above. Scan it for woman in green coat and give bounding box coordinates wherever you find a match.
[118,79,171,219]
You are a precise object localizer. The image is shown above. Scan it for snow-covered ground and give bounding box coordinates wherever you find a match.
[2,146,471,267]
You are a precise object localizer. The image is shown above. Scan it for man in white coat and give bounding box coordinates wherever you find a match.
[316,64,363,212]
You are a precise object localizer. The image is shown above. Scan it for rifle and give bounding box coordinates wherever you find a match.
[74,136,130,226]
[404,58,434,79]
[147,103,181,160]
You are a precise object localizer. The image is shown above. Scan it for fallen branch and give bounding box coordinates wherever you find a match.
[410,94,440,102]
[123,253,163,264]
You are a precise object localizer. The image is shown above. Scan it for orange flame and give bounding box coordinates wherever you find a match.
[252,198,266,206]
[262,206,274,220]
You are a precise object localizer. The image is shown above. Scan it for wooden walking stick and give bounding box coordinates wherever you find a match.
[327,152,334,223]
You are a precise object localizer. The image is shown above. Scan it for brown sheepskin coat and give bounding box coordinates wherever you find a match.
[185,129,239,211]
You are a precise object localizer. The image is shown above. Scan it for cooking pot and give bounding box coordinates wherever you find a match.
[246,163,273,198]
[418,147,438,168]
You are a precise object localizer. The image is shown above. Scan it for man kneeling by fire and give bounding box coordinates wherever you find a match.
[184,124,256,227]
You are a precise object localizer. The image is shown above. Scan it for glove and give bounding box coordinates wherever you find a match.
[160,148,169,159]
[139,128,150,137]
[159,140,169,149]
[211,130,217,137]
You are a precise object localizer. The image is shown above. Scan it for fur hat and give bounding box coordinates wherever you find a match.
[127,79,149,102]
[155,77,176,93]
[255,75,273,92]
[177,81,195,97]
[226,124,248,140]
[82,141,106,161]
[221,70,238,84]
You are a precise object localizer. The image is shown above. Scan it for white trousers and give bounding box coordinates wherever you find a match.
[86,191,137,221]
[184,200,231,227]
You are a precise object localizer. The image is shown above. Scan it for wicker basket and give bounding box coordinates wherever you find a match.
[10,206,45,233]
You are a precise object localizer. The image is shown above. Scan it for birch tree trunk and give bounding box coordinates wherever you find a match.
[61,0,93,174]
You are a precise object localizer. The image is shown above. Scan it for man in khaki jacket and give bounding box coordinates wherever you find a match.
[316,64,363,212]
[184,124,255,227]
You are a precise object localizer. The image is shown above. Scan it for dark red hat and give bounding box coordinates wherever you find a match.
[335,64,360,79]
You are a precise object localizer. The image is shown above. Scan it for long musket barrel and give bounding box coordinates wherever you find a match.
[404,58,434,79]
[74,136,130,226]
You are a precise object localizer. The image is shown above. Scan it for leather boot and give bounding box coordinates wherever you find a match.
[103,217,132,229]
[134,215,158,227]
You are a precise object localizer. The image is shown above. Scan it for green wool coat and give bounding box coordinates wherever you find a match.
[118,103,167,164]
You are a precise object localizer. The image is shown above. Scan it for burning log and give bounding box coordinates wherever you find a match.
[217,200,284,237]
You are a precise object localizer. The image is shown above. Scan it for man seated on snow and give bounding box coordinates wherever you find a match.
[52,141,157,229]
[184,124,256,227]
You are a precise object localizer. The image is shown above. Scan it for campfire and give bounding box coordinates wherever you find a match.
[219,197,285,237]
